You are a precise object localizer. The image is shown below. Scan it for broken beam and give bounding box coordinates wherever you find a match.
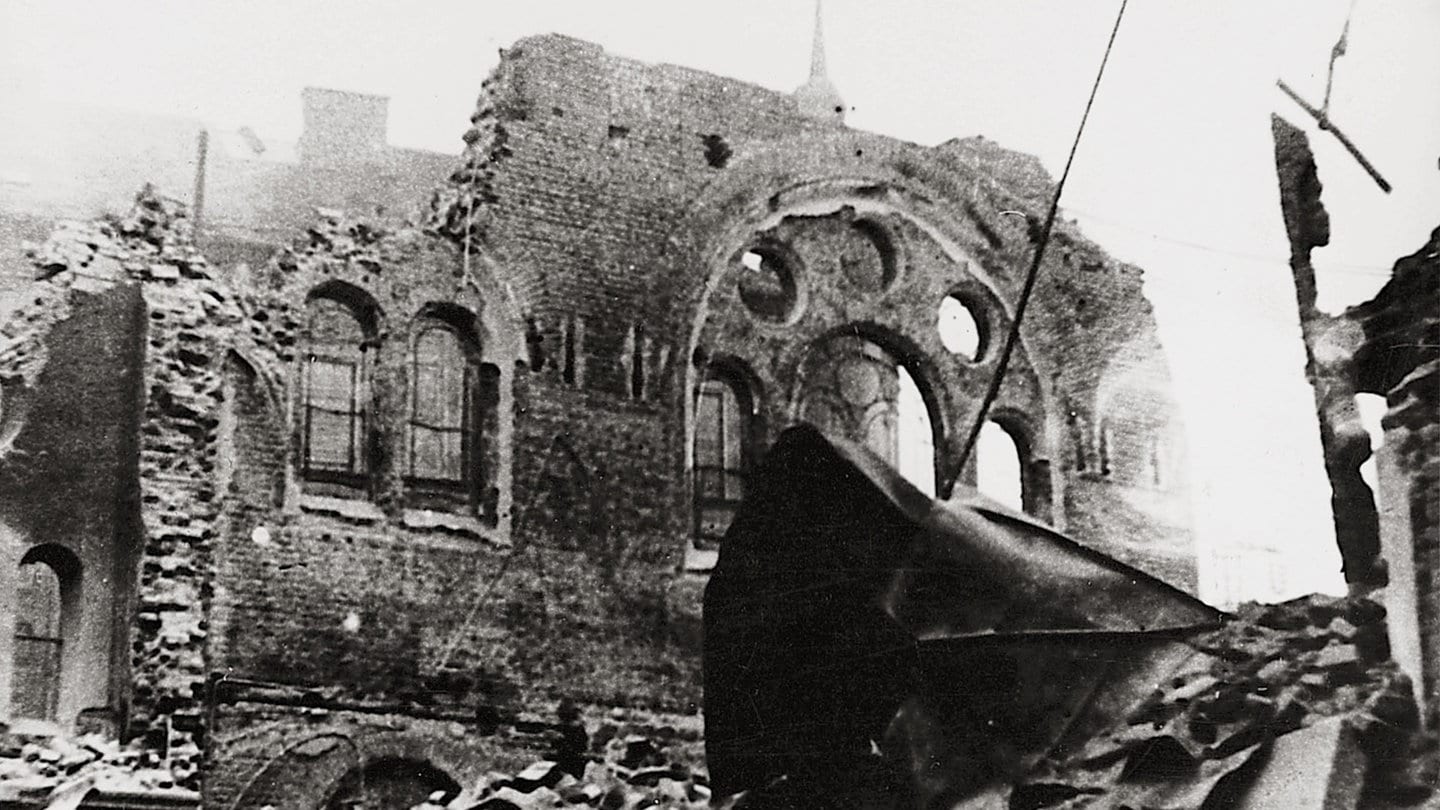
[1277,79,1392,193]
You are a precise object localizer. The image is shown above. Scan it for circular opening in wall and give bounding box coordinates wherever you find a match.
[737,247,800,323]
[937,295,985,360]
[845,220,899,292]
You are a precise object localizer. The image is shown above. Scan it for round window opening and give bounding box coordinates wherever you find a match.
[937,295,985,360]
[737,248,800,322]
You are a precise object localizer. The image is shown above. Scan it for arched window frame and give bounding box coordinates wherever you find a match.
[983,409,1050,519]
[403,306,496,518]
[300,285,380,496]
[406,323,476,491]
[10,545,80,723]
[692,362,758,547]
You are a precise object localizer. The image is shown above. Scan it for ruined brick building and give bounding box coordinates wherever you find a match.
[0,33,1208,808]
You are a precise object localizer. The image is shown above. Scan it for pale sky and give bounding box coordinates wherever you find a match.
[4,0,1437,603]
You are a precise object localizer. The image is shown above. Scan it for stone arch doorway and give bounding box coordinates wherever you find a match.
[321,756,461,809]
[793,331,938,495]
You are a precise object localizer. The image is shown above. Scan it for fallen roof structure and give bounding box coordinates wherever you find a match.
[702,425,1436,809]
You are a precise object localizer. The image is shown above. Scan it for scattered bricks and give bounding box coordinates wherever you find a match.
[1344,598,1387,627]
[1314,643,1367,687]
[148,262,181,281]
[0,728,197,806]
[1304,595,1346,627]
[418,732,720,810]
[507,760,568,792]
[617,735,659,770]
[1255,659,1288,683]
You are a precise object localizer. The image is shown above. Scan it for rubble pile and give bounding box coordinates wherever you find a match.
[408,725,725,810]
[0,727,197,807]
[1018,594,1437,809]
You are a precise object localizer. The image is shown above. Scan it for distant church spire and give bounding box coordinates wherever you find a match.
[809,0,829,82]
[794,0,845,123]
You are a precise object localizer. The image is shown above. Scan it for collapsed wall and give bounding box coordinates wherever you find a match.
[0,32,1212,809]
[1347,226,1440,732]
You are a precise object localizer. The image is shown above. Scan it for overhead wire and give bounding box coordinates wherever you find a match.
[955,0,1131,473]
[1064,207,1396,277]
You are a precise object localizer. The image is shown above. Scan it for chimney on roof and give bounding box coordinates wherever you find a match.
[794,0,845,124]
[299,87,389,164]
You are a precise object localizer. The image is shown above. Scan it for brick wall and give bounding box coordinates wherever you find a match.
[1350,226,1440,728]
[429,33,1197,588]
[0,278,145,732]
[1380,360,1440,728]
[2,33,1203,806]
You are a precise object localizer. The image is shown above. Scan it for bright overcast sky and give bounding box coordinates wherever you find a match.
[3,0,1437,602]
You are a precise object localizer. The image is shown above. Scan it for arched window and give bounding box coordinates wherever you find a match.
[407,325,470,484]
[302,297,370,489]
[976,420,1024,511]
[405,312,499,521]
[693,369,753,544]
[795,334,937,496]
[11,549,77,721]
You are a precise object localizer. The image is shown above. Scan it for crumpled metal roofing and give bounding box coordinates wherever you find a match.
[703,425,1433,809]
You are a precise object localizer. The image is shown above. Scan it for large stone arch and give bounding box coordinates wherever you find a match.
[227,725,483,810]
[669,143,1059,536]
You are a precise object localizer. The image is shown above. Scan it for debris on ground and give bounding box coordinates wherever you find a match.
[0,726,198,807]
[1012,594,1438,809]
[408,726,727,810]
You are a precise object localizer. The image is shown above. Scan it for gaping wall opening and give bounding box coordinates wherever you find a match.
[975,420,1024,510]
[322,757,461,810]
[9,544,81,724]
[692,357,761,545]
[300,286,380,498]
[795,333,938,497]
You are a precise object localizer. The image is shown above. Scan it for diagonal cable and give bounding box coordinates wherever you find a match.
[956,0,1131,473]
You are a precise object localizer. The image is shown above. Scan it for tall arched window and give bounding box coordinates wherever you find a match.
[407,324,472,486]
[302,297,370,489]
[795,334,937,496]
[976,420,1024,512]
[693,368,753,544]
[11,548,77,721]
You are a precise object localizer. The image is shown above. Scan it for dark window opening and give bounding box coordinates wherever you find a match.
[737,247,800,322]
[12,557,64,720]
[694,372,751,546]
[323,757,461,810]
[630,325,646,399]
[407,326,470,484]
[301,297,370,494]
[406,322,495,518]
[562,317,577,386]
[1099,421,1113,477]
[1067,411,1088,472]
